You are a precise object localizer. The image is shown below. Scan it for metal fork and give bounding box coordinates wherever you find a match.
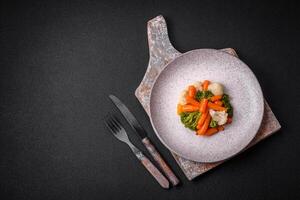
[105,115,169,189]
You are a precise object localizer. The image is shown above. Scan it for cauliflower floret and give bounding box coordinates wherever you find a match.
[209,109,228,125]
[192,81,202,91]
[179,89,188,105]
[208,82,224,96]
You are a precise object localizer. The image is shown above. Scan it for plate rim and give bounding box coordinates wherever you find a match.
[149,48,264,163]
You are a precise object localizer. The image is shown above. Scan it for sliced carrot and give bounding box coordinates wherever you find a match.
[205,128,219,136]
[214,100,223,106]
[227,117,233,124]
[207,102,227,111]
[199,99,208,113]
[217,125,225,131]
[210,95,223,102]
[197,115,211,135]
[197,109,209,129]
[188,85,197,98]
[186,96,201,107]
[182,105,199,112]
[202,80,210,91]
[177,104,183,115]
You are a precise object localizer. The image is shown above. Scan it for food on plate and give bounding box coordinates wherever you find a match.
[208,82,224,96]
[177,80,233,136]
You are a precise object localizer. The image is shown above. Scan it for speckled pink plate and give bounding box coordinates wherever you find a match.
[149,49,264,163]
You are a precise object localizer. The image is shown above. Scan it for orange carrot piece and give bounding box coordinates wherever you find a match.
[188,85,197,98]
[210,95,223,102]
[227,117,233,124]
[202,80,210,91]
[186,96,201,107]
[182,105,199,112]
[207,102,227,111]
[199,99,208,113]
[217,125,225,131]
[177,104,183,115]
[197,115,211,135]
[214,100,223,106]
[197,109,209,129]
[205,128,219,136]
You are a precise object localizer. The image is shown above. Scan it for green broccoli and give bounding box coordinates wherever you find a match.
[209,120,218,128]
[180,111,201,131]
[222,94,233,117]
[195,90,213,101]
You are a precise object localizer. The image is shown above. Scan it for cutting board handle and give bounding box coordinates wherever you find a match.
[135,15,181,114]
[147,15,181,66]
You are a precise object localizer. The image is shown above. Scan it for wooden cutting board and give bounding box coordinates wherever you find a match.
[135,15,281,180]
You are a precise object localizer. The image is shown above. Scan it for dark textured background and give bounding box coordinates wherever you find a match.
[1,0,300,199]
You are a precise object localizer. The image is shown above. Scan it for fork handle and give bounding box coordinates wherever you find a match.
[135,151,170,189]
[142,137,180,186]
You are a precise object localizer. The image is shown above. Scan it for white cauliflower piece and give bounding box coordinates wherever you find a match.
[192,81,202,91]
[179,89,188,105]
[209,109,228,125]
[208,82,224,96]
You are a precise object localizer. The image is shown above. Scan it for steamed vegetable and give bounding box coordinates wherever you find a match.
[179,90,188,105]
[197,114,211,135]
[221,94,233,116]
[214,100,223,106]
[178,80,233,137]
[180,111,201,130]
[227,117,233,124]
[208,82,224,95]
[177,104,183,114]
[197,109,209,129]
[210,95,222,102]
[205,128,219,136]
[209,110,228,125]
[186,96,201,107]
[209,119,218,128]
[202,80,210,91]
[182,105,199,112]
[199,99,208,113]
[188,85,197,98]
[207,102,227,111]
[195,90,213,101]
[218,126,225,131]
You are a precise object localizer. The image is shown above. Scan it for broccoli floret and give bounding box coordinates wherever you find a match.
[209,120,218,128]
[222,94,233,117]
[180,111,201,131]
[195,90,213,101]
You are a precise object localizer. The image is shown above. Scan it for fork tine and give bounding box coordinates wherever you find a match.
[113,116,122,127]
[104,119,114,132]
[105,115,128,142]
[111,116,122,131]
[105,117,117,133]
[110,117,120,131]
[109,118,118,132]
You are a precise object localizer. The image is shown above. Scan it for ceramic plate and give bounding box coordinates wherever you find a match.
[149,49,264,163]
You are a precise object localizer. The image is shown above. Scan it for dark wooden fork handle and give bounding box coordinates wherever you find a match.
[136,151,169,189]
[142,137,180,186]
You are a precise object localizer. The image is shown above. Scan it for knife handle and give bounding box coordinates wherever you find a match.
[135,151,170,189]
[142,137,180,186]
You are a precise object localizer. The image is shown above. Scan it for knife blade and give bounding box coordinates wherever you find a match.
[108,94,180,186]
[109,94,147,138]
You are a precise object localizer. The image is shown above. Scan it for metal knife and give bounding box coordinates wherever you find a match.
[109,94,180,186]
